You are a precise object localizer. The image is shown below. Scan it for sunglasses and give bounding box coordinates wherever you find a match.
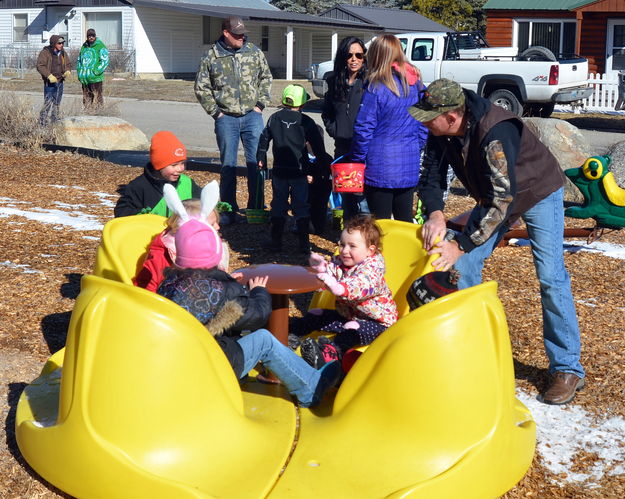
[87,35,96,38]
[228,32,245,40]
[347,52,364,60]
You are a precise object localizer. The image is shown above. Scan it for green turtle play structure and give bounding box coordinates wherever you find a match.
[565,155,625,230]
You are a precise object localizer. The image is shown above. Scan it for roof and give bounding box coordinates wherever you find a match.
[320,3,450,32]
[133,0,391,30]
[154,0,278,10]
[483,0,593,9]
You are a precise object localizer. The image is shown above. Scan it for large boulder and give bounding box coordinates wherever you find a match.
[53,116,149,151]
[523,118,593,203]
[607,140,625,188]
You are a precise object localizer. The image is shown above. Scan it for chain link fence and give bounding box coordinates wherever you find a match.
[0,45,136,78]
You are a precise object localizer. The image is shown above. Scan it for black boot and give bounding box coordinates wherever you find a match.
[263,217,284,252]
[296,217,310,254]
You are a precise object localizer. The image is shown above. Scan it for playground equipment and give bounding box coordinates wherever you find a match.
[16,218,536,498]
[565,155,625,231]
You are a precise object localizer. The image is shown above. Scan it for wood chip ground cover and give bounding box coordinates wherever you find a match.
[0,148,623,498]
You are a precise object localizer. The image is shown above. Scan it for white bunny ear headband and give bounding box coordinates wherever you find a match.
[163,180,220,225]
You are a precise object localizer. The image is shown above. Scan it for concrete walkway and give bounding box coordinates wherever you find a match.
[4,89,623,157]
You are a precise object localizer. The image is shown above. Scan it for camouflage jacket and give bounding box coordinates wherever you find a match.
[194,39,272,118]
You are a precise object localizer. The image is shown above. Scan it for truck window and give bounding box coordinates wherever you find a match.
[411,39,433,61]
[399,38,408,54]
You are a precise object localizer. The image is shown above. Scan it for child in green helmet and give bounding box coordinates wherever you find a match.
[257,84,332,253]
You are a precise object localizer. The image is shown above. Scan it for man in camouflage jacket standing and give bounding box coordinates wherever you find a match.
[194,16,272,224]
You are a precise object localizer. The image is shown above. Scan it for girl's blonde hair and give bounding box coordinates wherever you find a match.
[166,199,202,233]
[367,34,416,97]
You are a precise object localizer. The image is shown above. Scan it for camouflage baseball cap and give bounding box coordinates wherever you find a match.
[222,16,247,35]
[408,78,465,123]
[282,84,310,107]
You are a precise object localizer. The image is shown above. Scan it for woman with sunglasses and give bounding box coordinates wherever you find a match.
[349,34,428,223]
[321,36,369,227]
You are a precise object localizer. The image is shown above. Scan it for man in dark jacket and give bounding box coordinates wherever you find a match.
[36,34,71,125]
[409,78,584,405]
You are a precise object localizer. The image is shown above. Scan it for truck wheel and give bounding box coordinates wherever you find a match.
[520,46,557,62]
[488,89,522,116]
[526,102,555,118]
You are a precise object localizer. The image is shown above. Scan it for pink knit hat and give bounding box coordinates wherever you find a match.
[174,219,223,269]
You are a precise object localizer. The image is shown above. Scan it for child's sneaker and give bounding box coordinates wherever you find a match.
[318,337,340,364]
[288,333,302,350]
[300,337,325,369]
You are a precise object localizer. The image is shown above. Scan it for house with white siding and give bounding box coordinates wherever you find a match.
[0,0,449,78]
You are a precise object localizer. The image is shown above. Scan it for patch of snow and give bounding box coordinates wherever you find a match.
[509,238,625,260]
[1,260,41,274]
[55,201,86,209]
[517,389,625,485]
[0,206,102,231]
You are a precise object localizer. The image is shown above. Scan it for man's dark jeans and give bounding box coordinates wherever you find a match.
[40,81,64,126]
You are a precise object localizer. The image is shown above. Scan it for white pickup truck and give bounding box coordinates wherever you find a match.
[309,31,593,117]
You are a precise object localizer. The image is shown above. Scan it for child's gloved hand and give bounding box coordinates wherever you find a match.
[317,272,344,296]
[309,252,327,273]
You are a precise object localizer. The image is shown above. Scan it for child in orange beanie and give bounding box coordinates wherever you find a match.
[114,130,202,217]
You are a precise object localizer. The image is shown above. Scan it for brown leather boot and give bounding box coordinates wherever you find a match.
[541,372,585,405]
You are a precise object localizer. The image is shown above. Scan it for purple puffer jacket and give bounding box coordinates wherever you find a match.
[350,73,428,189]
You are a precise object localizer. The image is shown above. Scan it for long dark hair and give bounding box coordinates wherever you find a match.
[331,36,367,101]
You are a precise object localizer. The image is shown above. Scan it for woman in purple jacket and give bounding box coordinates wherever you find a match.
[350,35,428,222]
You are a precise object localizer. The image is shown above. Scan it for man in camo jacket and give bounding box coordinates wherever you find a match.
[194,15,272,224]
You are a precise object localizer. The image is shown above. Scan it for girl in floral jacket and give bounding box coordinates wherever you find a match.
[293,215,398,368]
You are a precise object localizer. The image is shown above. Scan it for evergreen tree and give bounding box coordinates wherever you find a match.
[410,0,479,32]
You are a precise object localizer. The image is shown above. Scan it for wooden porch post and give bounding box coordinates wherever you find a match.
[331,31,338,61]
[575,11,583,56]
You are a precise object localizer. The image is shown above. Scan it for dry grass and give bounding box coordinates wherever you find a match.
[0,92,55,149]
[0,147,624,498]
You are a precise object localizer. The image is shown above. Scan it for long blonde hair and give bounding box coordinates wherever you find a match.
[367,34,416,97]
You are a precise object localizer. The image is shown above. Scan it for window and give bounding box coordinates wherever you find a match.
[261,26,269,52]
[411,39,433,61]
[13,14,28,43]
[516,20,576,57]
[84,12,122,49]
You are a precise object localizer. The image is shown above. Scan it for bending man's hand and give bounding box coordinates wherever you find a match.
[429,240,464,272]
[422,210,447,250]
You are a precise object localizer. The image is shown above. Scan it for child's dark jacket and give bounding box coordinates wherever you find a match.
[257,108,331,179]
[157,267,271,376]
[114,164,201,217]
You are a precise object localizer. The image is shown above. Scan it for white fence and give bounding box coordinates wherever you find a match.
[558,72,624,113]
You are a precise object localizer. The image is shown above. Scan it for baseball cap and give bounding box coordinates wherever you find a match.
[222,16,247,35]
[282,84,310,107]
[408,78,465,123]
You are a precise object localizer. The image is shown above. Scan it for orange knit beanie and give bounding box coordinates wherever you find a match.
[150,131,187,170]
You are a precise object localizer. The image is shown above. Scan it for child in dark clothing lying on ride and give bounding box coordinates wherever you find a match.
[291,215,398,369]
[156,184,340,407]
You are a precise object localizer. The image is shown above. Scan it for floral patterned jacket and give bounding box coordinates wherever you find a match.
[327,253,398,327]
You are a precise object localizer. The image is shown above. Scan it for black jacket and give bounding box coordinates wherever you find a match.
[158,267,272,377]
[114,164,202,217]
[321,73,364,157]
[257,108,331,179]
[419,90,564,253]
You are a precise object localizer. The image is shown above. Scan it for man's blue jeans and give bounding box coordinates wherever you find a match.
[40,81,64,125]
[453,188,584,378]
[214,111,264,212]
[238,329,321,406]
